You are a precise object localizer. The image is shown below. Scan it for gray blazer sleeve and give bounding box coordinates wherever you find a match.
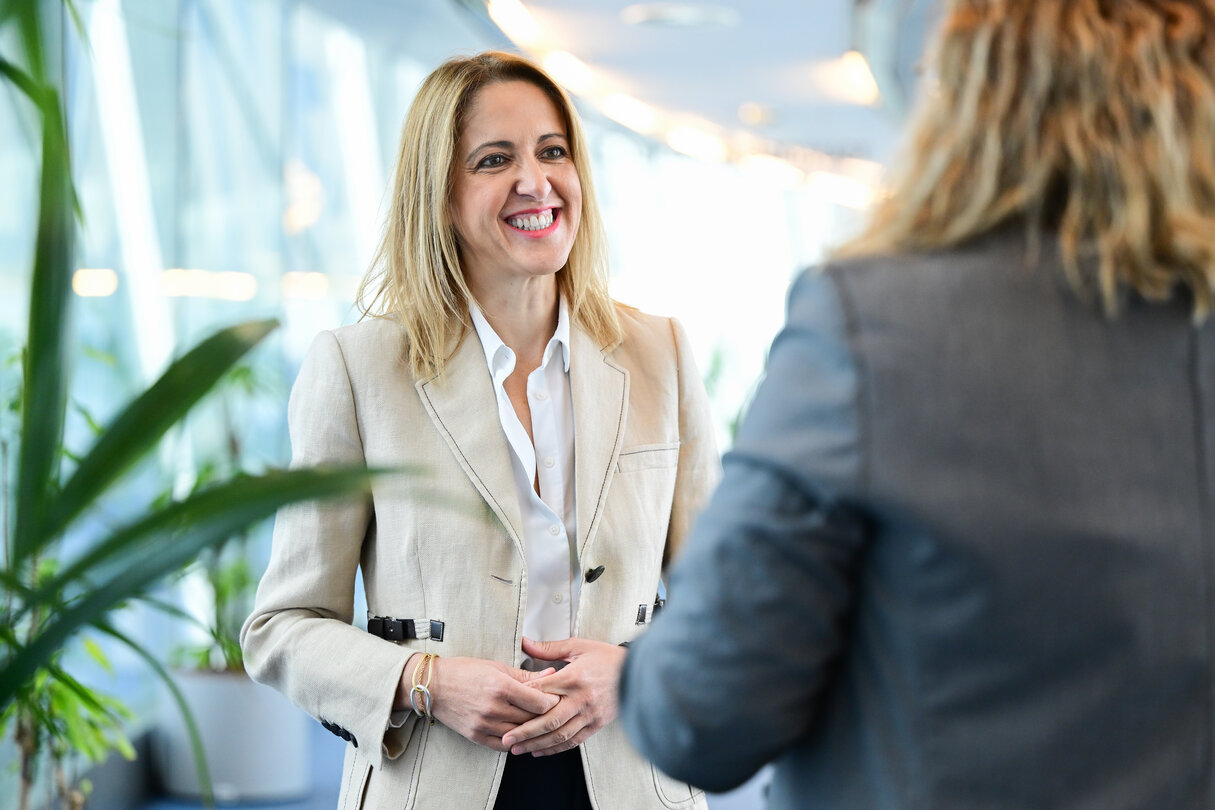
[619,269,870,792]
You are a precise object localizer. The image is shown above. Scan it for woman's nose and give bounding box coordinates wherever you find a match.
[514,157,552,199]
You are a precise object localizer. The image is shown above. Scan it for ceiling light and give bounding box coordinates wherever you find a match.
[620,3,739,27]
[73,268,119,297]
[808,50,881,107]
[737,102,773,127]
[666,126,729,163]
[542,51,594,95]
[602,93,659,134]
[488,0,541,47]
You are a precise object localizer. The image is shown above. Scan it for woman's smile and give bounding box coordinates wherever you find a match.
[505,207,560,235]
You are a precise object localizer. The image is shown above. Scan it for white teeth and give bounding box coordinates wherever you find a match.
[508,210,555,231]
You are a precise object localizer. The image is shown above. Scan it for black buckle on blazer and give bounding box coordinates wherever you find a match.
[635,597,667,625]
[367,615,445,642]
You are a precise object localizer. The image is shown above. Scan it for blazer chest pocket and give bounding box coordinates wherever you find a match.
[616,442,679,473]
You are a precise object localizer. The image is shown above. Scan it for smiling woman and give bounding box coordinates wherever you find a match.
[239,51,719,810]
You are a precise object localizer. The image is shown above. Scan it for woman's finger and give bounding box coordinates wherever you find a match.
[503,678,560,715]
[501,698,578,750]
[507,712,590,756]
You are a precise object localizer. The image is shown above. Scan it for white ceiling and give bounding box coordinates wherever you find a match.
[471,0,942,165]
[304,0,940,167]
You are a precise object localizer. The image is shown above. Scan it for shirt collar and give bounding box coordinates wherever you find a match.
[468,296,571,378]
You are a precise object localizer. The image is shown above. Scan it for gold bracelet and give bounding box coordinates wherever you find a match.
[410,653,438,724]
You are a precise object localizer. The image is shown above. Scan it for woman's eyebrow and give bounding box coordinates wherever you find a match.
[465,140,513,162]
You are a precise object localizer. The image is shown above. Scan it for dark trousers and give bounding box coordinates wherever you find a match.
[493,747,593,810]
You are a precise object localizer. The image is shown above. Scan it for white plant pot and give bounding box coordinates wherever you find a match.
[155,670,311,803]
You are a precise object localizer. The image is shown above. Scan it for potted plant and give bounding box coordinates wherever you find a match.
[0,347,144,810]
[0,3,381,806]
[152,366,312,803]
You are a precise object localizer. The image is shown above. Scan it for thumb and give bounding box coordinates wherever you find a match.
[521,636,577,662]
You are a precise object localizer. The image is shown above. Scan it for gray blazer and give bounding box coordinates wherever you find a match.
[620,226,1215,809]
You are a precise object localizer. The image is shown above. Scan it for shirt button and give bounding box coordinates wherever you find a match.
[551,593,563,604]
[542,456,556,469]
[533,390,549,401]
[548,525,560,536]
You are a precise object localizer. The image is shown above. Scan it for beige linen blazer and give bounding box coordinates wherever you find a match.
[241,306,718,810]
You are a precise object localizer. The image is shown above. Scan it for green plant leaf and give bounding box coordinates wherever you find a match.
[0,56,44,107]
[97,623,216,808]
[71,400,105,437]
[35,556,60,585]
[43,661,135,765]
[47,464,399,600]
[114,731,137,761]
[13,86,74,571]
[3,0,47,85]
[80,345,117,367]
[135,595,210,632]
[64,0,89,52]
[1,464,390,705]
[0,566,33,598]
[43,660,114,720]
[82,637,111,674]
[26,318,280,563]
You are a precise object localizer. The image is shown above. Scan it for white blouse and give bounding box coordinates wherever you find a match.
[469,298,579,668]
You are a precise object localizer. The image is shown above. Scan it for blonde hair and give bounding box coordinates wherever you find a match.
[358,51,621,377]
[838,0,1215,318]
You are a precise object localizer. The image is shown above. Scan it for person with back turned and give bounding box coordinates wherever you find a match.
[620,2,1215,808]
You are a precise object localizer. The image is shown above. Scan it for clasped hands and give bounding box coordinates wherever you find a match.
[401,637,626,757]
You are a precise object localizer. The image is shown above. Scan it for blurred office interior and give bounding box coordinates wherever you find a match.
[0,1,936,807]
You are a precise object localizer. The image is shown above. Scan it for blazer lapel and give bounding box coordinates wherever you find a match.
[416,332,525,552]
[570,325,629,558]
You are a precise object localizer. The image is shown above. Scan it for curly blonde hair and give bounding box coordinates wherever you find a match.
[838,0,1215,318]
[358,51,621,378]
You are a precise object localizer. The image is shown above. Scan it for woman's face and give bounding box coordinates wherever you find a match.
[449,80,582,293]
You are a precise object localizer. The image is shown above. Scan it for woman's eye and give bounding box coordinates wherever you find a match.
[476,154,507,169]
[541,145,568,160]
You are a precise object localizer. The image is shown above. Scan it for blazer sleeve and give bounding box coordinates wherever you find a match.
[619,269,870,791]
[664,316,722,568]
[240,330,415,768]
